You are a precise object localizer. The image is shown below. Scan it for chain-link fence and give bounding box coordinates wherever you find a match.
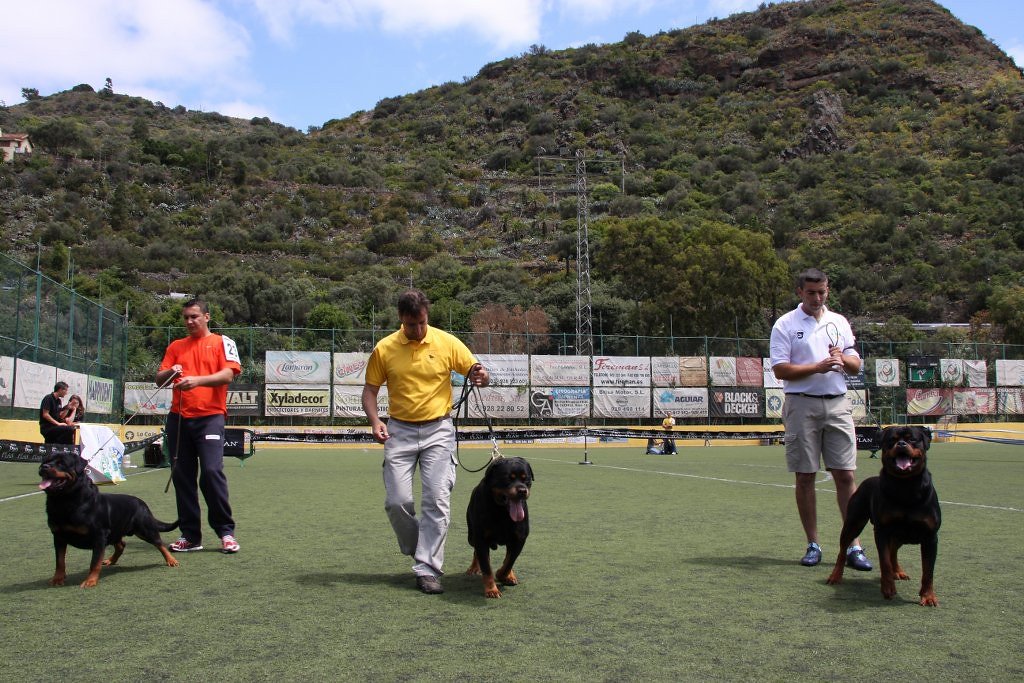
[0,252,128,420]
[6,249,1024,428]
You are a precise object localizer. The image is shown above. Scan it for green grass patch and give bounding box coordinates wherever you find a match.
[1,443,1022,681]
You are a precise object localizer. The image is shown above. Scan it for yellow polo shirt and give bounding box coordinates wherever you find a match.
[365,325,478,422]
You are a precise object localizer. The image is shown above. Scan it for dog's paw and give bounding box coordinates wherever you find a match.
[166,557,180,568]
[79,577,99,589]
[881,580,897,599]
[895,570,910,581]
[48,574,65,587]
[482,576,502,598]
[496,569,518,586]
[919,591,939,607]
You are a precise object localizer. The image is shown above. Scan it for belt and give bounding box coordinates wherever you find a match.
[786,392,844,399]
[392,416,450,426]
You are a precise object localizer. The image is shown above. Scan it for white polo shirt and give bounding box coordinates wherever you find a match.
[769,304,858,396]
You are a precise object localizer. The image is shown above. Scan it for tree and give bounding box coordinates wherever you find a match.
[29,118,86,157]
[595,217,787,337]
[988,285,1024,344]
[21,87,40,101]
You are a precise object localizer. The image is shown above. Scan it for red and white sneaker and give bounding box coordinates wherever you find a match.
[169,537,203,552]
[220,535,240,554]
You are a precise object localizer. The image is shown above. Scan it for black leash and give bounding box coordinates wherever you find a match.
[164,376,184,494]
[453,364,503,474]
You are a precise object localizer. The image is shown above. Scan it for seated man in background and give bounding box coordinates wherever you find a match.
[39,382,77,444]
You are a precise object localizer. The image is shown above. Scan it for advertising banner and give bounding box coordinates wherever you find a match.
[227,384,261,416]
[591,356,650,387]
[907,356,939,383]
[995,359,1024,386]
[997,388,1024,414]
[651,357,680,387]
[844,370,867,390]
[965,360,987,388]
[906,388,951,416]
[265,384,331,416]
[847,389,867,420]
[475,354,529,387]
[709,357,737,387]
[765,388,784,418]
[87,375,114,415]
[529,355,590,386]
[875,358,900,387]
[456,386,529,419]
[56,369,88,403]
[332,352,370,386]
[652,387,708,418]
[123,382,173,415]
[592,387,650,419]
[709,389,762,418]
[14,359,54,409]
[735,357,763,387]
[333,384,388,418]
[679,356,707,387]
[265,351,332,384]
[529,387,590,418]
[940,359,964,385]
[0,356,12,407]
[952,387,996,415]
[762,358,783,389]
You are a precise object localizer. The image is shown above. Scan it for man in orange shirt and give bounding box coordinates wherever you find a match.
[157,298,242,554]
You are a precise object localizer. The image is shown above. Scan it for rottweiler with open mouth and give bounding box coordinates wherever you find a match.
[38,449,180,588]
[827,425,941,606]
[466,456,534,598]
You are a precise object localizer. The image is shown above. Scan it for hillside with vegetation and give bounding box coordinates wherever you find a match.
[3,0,1024,360]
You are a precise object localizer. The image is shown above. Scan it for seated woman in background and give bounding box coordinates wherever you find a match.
[60,394,85,425]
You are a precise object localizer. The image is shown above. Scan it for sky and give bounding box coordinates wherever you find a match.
[2,1,1022,133]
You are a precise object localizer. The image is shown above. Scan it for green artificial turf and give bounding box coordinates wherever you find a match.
[1,442,1021,682]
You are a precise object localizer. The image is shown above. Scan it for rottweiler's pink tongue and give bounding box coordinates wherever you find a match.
[896,455,913,471]
[39,479,53,490]
[508,499,525,522]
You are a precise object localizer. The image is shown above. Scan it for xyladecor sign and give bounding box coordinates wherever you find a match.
[264,384,331,416]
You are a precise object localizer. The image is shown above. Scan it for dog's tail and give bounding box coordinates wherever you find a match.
[155,519,179,533]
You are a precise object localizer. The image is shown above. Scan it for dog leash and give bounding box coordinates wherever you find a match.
[164,375,185,494]
[453,364,503,474]
[84,370,181,465]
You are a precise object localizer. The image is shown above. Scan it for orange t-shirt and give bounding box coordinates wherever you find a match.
[159,333,241,418]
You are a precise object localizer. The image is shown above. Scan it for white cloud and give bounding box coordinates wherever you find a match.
[706,0,763,18]
[0,0,252,111]
[248,0,544,48]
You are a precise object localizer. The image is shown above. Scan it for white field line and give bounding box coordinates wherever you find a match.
[530,455,1024,513]
[0,467,162,505]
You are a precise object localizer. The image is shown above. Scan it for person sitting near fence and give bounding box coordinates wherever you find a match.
[39,382,78,444]
[662,415,677,454]
[60,394,85,425]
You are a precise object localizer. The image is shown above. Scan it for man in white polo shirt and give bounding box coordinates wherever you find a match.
[769,268,872,571]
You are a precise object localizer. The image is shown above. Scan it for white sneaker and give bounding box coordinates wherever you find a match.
[220,535,240,554]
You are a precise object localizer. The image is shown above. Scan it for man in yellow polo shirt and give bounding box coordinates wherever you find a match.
[362,289,489,594]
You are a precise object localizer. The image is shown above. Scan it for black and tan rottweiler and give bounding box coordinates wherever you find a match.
[38,449,180,588]
[466,456,534,598]
[827,425,941,606]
